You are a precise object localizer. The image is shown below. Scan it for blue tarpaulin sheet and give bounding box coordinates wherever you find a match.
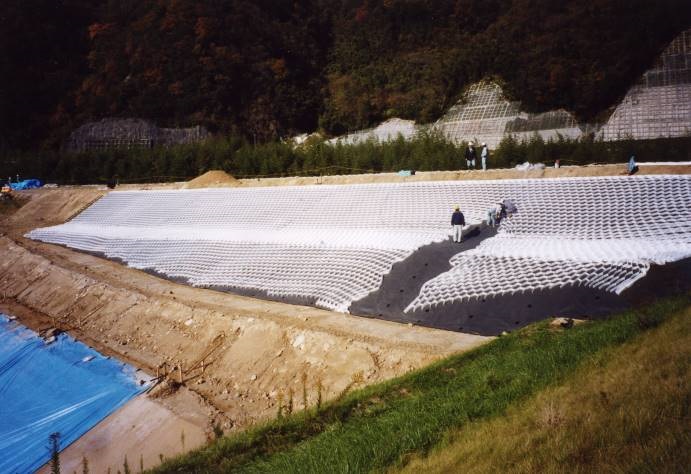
[0,314,147,473]
[9,179,42,190]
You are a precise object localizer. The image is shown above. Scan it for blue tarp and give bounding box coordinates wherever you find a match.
[9,179,43,190]
[0,314,147,473]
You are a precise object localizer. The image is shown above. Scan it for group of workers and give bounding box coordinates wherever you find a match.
[463,141,490,171]
[450,144,641,242]
[451,199,517,243]
[462,143,641,175]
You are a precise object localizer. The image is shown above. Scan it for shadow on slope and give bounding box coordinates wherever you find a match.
[349,224,494,319]
[83,226,691,337]
[350,234,691,336]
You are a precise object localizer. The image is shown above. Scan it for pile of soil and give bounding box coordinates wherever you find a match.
[185,170,238,188]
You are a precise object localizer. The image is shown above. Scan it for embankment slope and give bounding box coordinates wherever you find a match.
[151,295,690,472]
[1,163,689,468]
[0,187,485,436]
[399,299,691,473]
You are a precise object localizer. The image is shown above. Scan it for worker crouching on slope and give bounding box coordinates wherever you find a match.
[487,202,500,227]
[451,206,466,243]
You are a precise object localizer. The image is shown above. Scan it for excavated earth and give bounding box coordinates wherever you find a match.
[1,163,689,470]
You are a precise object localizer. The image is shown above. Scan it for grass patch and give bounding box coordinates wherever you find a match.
[151,295,689,473]
[398,299,690,473]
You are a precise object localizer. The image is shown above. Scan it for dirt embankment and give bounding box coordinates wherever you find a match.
[87,163,691,191]
[234,163,691,187]
[0,188,485,439]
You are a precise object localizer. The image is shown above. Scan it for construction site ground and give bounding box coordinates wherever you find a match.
[2,162,689,471]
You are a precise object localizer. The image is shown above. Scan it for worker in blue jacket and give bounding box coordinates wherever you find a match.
[451,206,466,243]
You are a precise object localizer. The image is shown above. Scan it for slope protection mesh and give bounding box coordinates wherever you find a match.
[405,175,691,312]
[23,234,408,312]
[327,118,418,145]
[27,175,691,314]
[432,82,583,147]
[406,256,650,310]
[29,182,475,312]
[601,28,691,141]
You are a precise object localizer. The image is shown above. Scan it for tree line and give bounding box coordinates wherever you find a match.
[2,134,688,185]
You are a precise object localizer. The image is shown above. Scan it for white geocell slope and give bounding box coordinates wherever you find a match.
[27,175,691,313]
[28,182,474,312]
[405,174,691,312]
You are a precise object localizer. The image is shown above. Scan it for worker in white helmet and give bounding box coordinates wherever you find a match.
[464,141,476,169]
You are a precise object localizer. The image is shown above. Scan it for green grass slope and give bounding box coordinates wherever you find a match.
[403,302,691,473]
[151,295,690,473]
[398,300,690,473]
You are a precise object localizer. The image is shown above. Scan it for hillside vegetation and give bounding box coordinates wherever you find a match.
[6,133,689,186]
[151,295,690,473]
[1,0,690,150]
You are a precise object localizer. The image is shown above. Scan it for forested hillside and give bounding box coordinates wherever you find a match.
[1,0,689,150]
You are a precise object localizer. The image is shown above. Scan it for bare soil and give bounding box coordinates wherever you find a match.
[184,170,238,188]
[0,183,486,462]
[232,163,691,187]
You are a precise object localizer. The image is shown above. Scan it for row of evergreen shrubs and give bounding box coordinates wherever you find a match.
[1,134,689,185]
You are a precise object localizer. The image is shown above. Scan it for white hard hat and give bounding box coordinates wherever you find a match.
[482,142,486,146]
[468,141,473,145]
